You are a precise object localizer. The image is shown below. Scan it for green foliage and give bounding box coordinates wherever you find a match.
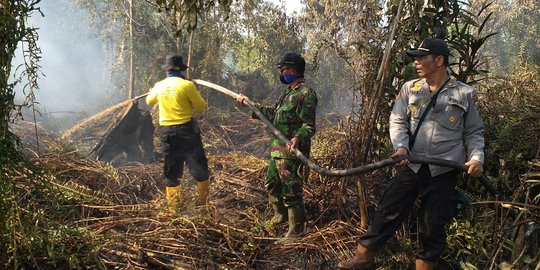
[154,0,232,32]
[446,218,493,267]
[191,0,298,106]
[2,0,537,267]
[0,163,106,268]
[438,64,540,269]
[0,140,124,267]
[71,0,182,101]
[72,0,301,110]
[447,1,497,83]
[487,0,540,73]
[395,0,497,84]
[0,0,40,168]
[1,1,43,267]
[478,66,540,194]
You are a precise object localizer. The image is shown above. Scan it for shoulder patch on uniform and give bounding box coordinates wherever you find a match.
[410,79,425,92]
[408,104,417,114]
[293,82,306,91]
[446,78,458,88]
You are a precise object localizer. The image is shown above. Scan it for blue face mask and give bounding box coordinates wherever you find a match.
[280,74,300,84]
[167,70,186,78]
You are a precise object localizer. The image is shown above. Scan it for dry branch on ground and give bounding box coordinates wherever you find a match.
[12,107,376,269]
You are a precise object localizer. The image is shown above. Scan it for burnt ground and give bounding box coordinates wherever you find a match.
[11,107,392,270]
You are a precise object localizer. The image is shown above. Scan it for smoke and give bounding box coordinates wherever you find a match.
[12,0,113,132]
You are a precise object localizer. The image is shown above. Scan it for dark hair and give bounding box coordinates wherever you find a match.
[432,54,449,67]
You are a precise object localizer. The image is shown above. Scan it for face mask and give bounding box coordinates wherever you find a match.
[279,74,300,84]
[167,70,185,78]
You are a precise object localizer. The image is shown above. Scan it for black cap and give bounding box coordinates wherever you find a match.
[161,55,188,71]
[406,38,450,57]
[276,52,306,74]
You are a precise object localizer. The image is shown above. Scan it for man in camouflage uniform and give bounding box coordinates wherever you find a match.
[236,52,318,239]
[339,38,485,269]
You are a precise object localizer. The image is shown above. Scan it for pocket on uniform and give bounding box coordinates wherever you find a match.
[436,102,467,130]
[277,103,297,123]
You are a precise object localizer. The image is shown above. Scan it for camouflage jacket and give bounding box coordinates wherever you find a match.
[255,79,318,159]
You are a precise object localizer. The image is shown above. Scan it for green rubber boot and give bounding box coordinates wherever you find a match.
[267,196,287,228]
[276,204,305,243]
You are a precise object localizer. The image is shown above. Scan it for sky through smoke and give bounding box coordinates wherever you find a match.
[11,0,305,132]
[12,0,112,130]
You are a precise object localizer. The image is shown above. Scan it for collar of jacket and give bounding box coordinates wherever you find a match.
[289,78,305,90]
[427,76,455,95]
[446,77,457,88]
[167,70,186,78]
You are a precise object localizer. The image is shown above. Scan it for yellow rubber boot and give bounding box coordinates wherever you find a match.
[196,180,210,205]
[165,186,183,213]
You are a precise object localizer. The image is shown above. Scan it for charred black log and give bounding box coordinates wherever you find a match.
[91,100,154,165]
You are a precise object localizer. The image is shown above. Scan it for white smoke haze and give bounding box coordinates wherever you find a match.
[9,0,349,133]
[12,0,113,132]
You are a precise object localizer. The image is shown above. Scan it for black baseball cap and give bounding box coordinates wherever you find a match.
[406,38,450,57]
[276,52,306,74]
[161,55,188,71]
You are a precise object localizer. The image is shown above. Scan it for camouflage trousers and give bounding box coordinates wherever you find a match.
[265,157,307,208]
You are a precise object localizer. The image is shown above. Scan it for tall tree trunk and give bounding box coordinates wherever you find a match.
[361,0,404,158]
[187,31,194,79]
[128,0,135,98]
[176,15,182,53]
[356,0,405,229]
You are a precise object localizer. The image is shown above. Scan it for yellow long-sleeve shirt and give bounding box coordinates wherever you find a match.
[146,77,207,126]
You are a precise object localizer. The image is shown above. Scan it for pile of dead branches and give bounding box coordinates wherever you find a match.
[61,100,130,154]
[31,148,367,269]
[199,108,270,157]
[10,115,374,269]
[10,120,68,157]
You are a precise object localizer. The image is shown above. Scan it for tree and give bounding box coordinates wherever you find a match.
[486,0,540,73]
[300,0,402,228]
[0,0,41,166]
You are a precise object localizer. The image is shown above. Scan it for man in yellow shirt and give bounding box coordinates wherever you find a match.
[146,55,210,209]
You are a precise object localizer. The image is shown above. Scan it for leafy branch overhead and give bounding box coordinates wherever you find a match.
[447,1,498,83]
[154,0,233,33]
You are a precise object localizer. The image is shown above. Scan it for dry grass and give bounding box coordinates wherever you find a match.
[12,106,379,269]
[31,150,368,269]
